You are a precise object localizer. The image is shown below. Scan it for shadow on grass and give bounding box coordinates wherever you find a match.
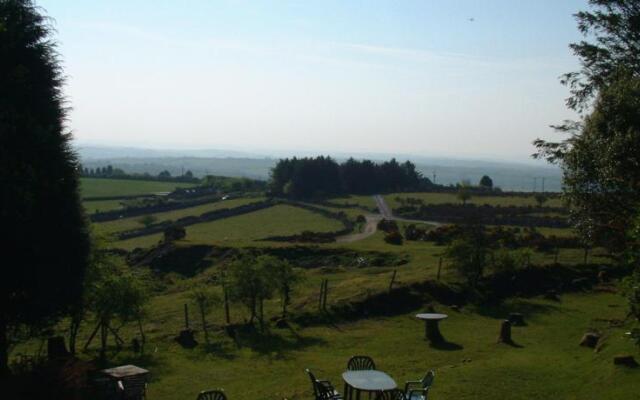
[472,299,562,322]
[504,341,524,348]
[429,340,464,351]
[232,323,327,359]
[199,341,238,360]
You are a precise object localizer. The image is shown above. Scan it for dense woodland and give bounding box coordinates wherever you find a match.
[269,156,434,198]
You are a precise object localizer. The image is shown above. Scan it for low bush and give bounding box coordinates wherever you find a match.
[377,219,399,233]
[384,231,403,245]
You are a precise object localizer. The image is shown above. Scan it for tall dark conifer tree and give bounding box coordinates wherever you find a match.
[0,0,90,375]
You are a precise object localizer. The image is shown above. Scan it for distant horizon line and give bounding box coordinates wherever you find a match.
[74,140,557,169]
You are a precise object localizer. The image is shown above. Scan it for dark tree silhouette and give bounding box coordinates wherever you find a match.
[479,175,493,190]
[270,156,425,198]
[0,0,90,375]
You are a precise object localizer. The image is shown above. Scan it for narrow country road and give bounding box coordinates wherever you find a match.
[336,194,440,243]
[374,194,392,218]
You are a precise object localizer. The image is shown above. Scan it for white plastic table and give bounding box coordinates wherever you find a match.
[342,370,397,400]
[416,313,448,343]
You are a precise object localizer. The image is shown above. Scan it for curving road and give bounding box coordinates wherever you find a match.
[336,195,439,243]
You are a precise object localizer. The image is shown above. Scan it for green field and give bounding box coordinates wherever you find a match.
[184,204,343,244]
[94,197,266,236]
[326,195,378,210]
[138,291,639,400]
[82,199,124,214]
[24,190,636,400]
[110,204,345,249]
[16,286,636,400]
[80,178,196,198]
[385,192,565,208]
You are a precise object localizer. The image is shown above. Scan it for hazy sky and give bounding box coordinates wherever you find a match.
[40,0,588,162]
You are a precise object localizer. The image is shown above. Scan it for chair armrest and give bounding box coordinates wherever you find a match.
[404,381,422,393]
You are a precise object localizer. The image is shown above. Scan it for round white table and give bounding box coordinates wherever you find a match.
[342,370,397,400]
[416,313,448,343]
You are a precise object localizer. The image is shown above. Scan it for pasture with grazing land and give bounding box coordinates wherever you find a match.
[80,178,197,198]
[5,2,640,399]
[11,175,637,399]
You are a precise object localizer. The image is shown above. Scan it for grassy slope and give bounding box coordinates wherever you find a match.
[13,188,638,399]
[80,178,196,198]
[84,291,639,400]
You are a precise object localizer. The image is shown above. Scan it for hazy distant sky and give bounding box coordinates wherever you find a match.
[40,0,589,161]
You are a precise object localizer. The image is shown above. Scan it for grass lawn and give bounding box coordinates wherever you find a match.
[30,289,637,400]
[83,199,125,214]
[109,204,345,249]
[326,195,378,210]
[55,188,637,400]
[93,197,265,236]
[385,193,565,208]
[80,178,196,198]
[182,204,344,245]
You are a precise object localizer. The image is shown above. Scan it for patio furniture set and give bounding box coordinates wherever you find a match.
[96,356,434,400]
[307,355,435,400]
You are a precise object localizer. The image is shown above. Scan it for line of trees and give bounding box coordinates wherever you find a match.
[80,164,200,183]
[190,254,300,339]
[270,156,433,198]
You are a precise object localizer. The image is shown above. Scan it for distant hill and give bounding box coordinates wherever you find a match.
[76,145,562,192]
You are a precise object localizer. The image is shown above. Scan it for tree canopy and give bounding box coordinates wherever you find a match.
[0,0,90,374]
[561,0,640,112]
[479,175,493,190]
[270,156,430,198]
[535,0,640,251]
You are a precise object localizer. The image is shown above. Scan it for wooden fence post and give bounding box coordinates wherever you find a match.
[437,257,443,281]
[389,270,397,292]
[318,280,325,310]
[322,279,329,311]
[184,304,190,330]
[223,284,231,325]
[583,247,590,264]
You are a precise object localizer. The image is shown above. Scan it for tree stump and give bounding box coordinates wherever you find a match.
[274,318,289,329]
[47,336,70,360]
[613,355,638,367]
[544,290,560,301]
[579,332,600,348]
[175,329,197,348]
[598,270,608,283]
[508,313,525,326]
[497,320,512,344]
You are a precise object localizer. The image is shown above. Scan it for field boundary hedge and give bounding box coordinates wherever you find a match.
[116,200,274,240]
[394,203,570,228]
[90,195,223,222]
